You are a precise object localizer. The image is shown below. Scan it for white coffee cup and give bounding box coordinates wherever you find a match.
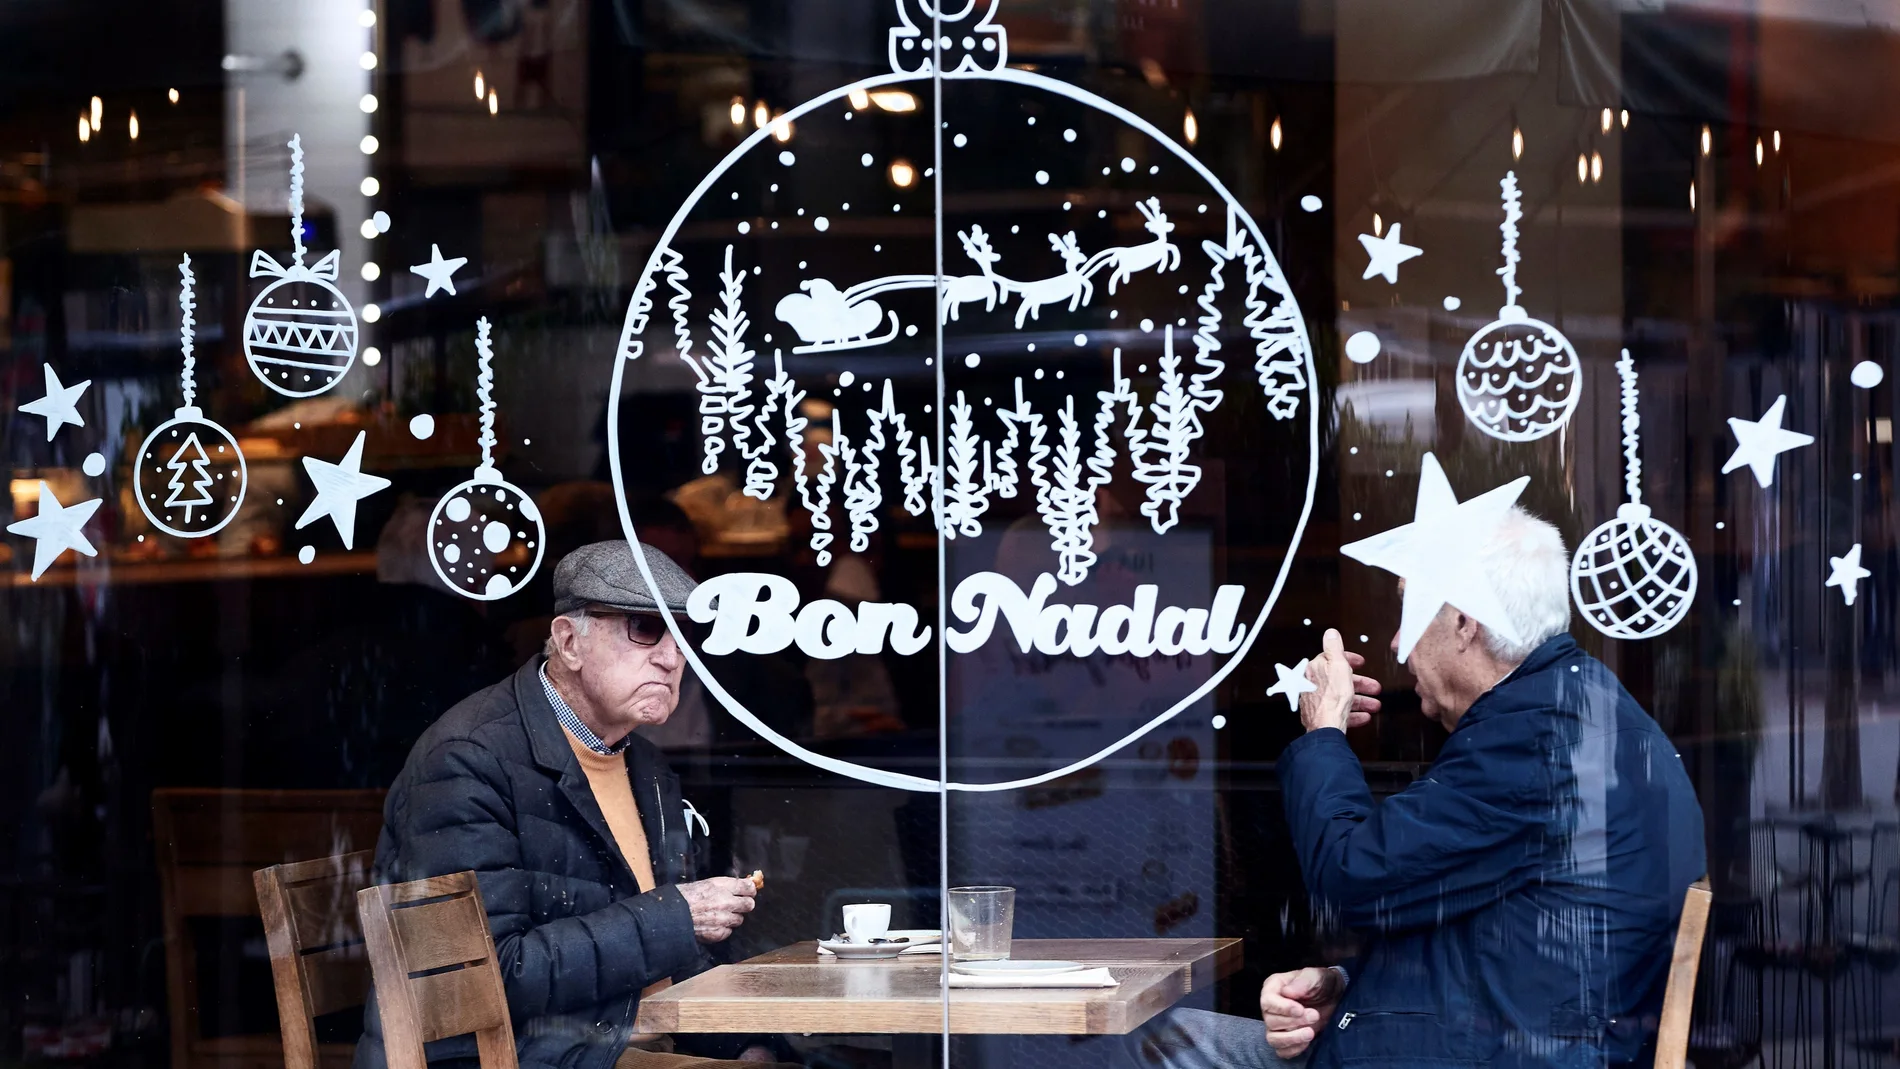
[842,903,892,943]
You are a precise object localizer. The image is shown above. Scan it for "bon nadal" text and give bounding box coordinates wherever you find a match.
[683,571,1247,659]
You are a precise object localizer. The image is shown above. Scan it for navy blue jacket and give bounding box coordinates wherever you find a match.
[1279,635,1706,1068]
[353,657,710,1069]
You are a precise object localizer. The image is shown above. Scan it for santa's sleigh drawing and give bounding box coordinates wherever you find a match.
[774,274,943,353]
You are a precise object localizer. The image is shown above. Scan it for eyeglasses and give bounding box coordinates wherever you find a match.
[584,610,672,647]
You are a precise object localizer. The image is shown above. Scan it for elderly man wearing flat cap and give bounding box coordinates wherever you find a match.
[356,541,793,1069]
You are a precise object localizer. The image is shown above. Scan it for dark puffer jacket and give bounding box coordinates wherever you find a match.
[353,657,708,1069]
[1279,635,1706,1069]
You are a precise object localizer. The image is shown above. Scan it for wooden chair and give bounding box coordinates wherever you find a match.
[253,851,377,1069]
[1654,878,1715,1069]
[357,872,518,1069]
[152,789,386,1069]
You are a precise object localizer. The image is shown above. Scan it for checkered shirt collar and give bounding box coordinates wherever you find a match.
[540,660,630,756]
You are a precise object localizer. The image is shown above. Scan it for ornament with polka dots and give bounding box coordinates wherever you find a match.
[426,318,544,600]
[135,255,248,538]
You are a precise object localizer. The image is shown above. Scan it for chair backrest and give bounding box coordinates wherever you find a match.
[151,789,386,1069]
[1653,878,1714,1069]
[254,851,377,1069]
[358,872,518,1069]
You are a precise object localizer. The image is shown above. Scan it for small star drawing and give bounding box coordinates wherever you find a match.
[296,431,391,550]
[1826,543,1871,606]
[409,243,469,299]
[20,364,91,441]
[7,481,102,580]
[1267,658,1319,711]
[1357,224,1423,285]
[1722,395,1813,488]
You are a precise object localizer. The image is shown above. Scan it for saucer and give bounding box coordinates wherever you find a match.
[818,939,910,960]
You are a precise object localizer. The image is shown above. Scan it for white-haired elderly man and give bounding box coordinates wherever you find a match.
[1124,490,1705,1069]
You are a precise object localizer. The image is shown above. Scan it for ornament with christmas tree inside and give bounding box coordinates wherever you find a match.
[1571,349,1698,639]
[135,255,248,539]
[243,134,359,397]
[1455,172,1581,442]
[428,318,544,601]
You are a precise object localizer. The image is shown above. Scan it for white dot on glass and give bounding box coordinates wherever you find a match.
[1034,368,1045,380]
[1300,194,1323,212]
[778,150,795,166]
[373,210,391,233]
[363,346,383,367]
[443,543,461,564]
[1349,447,1358,455]
[1120,157,1136,172]
[814,216,829,231]
[482,522,512,554]
[1852,360,1885,388]
[1098,209,1107,218]
[1716,521,1725,530]
[409,413,436,439]
[1385,470,1395,477]
[1140,319,1154,332]
[1303,618,1314,627]
[1197,204,1207,213]
[964,353,981,368]
[1443,296,1462,311]
[1359,635,1369,644]
[1733,599,1742,607]
[954,133,967,147]
[446,497,472,523]
[839,371,857,387]
[1027,117,1036,125]
[1026,343,1036,352]
[1344,331,1382,364]
[737,221,751,234]
[861,153,874,166]
[1353,512,1362,521]
[1211,715,1227,730]
[874,244,881,252]
[1010,225,1019,234]
[298,546,316,564]
[1149,165,1159,175]
[1063,128,1076,142]
[1035,170,1049,185]
[1075,334,1089,346]
[771,221,780,229]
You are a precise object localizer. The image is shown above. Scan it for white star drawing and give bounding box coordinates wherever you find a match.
[409,243,469,299]
[1722,395,1813,488]
[1357,224,1423,285]
[1826,543,1871,606]
[1340,452,1530,663]
[20,364,91,442]
[1266,658,1319,711]
[296,431,391,550]
[7,481,102,580]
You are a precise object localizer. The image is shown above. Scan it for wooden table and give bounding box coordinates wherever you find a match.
[633,938,1240,1036]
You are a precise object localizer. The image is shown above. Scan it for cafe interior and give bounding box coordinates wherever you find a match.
[3,0,1900,1066]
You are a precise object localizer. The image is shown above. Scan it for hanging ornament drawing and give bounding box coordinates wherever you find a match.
[1570,350,1698,640]
[133,255,249,539]
[243,133,359,397]
[1454,172,1582,442]
[605,0,1319,794]
[427,317,544,601]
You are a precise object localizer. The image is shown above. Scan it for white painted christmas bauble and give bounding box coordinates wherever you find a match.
[1571,503,1698,640]
[132,407,248,538]
[427,469,545,600]
[243,273,359,397]
[1455,309,1581,442]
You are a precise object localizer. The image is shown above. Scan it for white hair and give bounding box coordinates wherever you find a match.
[1474,506,1571,664]
[543,610,591,659]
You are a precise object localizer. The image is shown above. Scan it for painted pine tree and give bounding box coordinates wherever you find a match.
[745,353,793,500]
[703,246,757,476]
[843,387,889,551]
[940,390,990,538]
[1133,327,1204,532]
[1045,397,1097,584]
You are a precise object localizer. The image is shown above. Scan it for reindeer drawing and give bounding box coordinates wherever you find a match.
[1009,232,1094,328]
[939,226,1004,322]
[1085,198,1181,294]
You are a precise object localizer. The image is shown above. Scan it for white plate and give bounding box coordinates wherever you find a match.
[950,959,1085,976]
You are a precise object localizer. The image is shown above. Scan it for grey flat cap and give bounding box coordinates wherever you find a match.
[552,540,698,614]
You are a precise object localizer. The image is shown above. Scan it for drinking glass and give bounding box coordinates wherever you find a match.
[947,885,1015,961]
